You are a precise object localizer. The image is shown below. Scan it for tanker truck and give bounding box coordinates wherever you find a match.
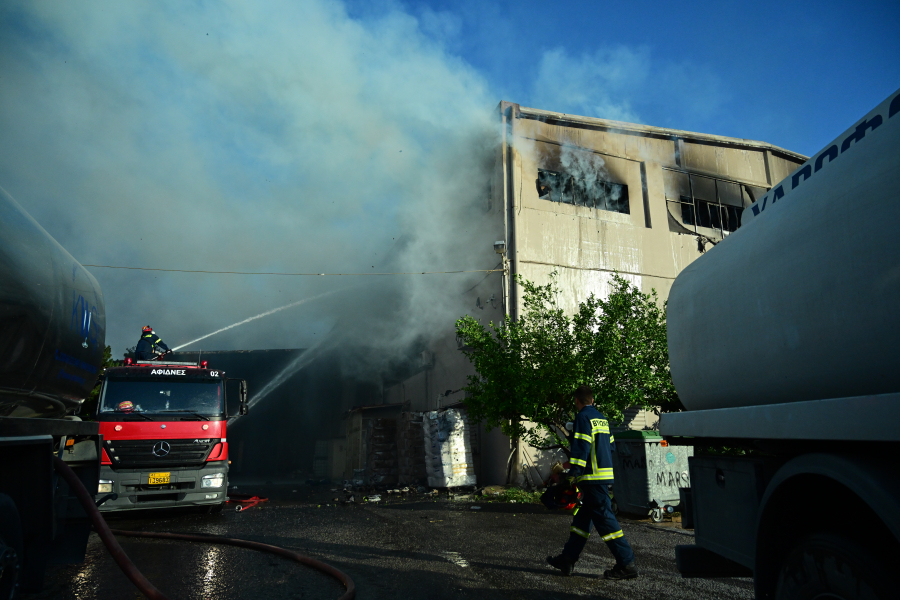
[0,185,106,596]
[660,87,900,600]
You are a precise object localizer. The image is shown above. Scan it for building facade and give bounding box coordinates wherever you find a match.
[381,102,807,486]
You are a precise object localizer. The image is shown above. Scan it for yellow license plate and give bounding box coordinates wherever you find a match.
[148,472,170,485]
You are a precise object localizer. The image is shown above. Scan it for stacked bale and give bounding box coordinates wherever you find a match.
[365,418,398,486]
[396,412,427,485]
[422,409,476,488]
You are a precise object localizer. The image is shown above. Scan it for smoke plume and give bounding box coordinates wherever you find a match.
[0,0,499,376]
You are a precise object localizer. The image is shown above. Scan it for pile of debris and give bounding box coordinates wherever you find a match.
[329,484,447,505]
[353,408,477,491]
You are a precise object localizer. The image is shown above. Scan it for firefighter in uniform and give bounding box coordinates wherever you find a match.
[547,385,639,580]
[134,326,171,360]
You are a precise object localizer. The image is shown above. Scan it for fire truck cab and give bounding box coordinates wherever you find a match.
[94,359,247,512]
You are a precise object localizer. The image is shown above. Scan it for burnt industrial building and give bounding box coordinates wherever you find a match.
[374,102,807,486]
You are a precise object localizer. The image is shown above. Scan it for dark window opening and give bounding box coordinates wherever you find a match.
[680,202,695,227]
[724,205,740,232]
[678,196,740,234]
[537,169,629,214]
[667,170,764,236]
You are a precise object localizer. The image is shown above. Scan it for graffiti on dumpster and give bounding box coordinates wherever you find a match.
[656,471,690,488]
[621,458,646,470]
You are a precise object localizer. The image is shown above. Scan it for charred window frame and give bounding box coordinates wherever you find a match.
[664,169,766,236]
[536,169,629,214]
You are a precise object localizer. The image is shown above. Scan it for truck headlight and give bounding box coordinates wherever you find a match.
[98,480,114,494]
[201,474,224,488]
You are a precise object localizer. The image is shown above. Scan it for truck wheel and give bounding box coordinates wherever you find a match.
[207,502,225,514]
[0,494,23,599]
[775,533,891,600]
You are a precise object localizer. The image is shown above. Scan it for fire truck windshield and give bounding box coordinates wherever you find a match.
[99,377,224,417]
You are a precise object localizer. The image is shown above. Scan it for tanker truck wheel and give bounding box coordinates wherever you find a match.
[774,533,891,600]
[0,494,23,599]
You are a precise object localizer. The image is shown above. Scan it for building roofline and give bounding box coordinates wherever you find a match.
[500,102,807,162]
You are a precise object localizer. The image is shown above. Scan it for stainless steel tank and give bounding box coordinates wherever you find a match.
[0,186,106,417]
[667,89,900,411]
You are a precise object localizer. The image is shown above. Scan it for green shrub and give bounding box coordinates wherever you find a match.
[497,487,542,504]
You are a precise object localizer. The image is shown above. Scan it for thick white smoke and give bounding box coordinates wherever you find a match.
[0,0,499,370]
[0,1,725,383]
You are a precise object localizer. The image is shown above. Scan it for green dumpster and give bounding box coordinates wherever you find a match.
[611,430,693,522]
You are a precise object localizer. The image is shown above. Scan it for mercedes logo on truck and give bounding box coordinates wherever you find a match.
[152,441,171,457]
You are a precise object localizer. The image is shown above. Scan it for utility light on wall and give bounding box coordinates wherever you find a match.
[493,240,506,254]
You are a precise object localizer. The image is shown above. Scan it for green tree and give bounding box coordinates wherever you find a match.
[81,345,115,419]
[455,273,681,455]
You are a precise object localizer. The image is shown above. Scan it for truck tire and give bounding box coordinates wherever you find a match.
[774,532,891,600]
[0,494,23,600]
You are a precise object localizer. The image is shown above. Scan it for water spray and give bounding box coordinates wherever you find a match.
[171,290,337,351]
[229,336,328,427]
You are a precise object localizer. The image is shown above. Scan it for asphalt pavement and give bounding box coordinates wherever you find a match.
[28,483,754,600]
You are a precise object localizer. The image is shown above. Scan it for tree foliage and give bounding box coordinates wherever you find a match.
[455,273,681,455]
[82,345,115,419]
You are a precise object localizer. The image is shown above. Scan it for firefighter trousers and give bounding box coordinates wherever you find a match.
[562,483,635,566]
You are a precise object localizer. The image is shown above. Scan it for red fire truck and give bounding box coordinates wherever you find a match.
[94,358,247,512]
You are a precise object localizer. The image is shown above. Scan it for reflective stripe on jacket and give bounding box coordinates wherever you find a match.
[135,333,169,358]
[569,404,616,484]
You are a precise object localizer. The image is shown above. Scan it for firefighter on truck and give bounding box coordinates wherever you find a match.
[135,325,171,360]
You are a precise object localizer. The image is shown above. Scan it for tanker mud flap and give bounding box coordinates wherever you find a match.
[676,545,753,578]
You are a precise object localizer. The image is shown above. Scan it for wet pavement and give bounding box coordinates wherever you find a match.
[28,483,753,600]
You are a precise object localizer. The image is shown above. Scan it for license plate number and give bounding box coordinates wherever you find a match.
[149,472,170,485]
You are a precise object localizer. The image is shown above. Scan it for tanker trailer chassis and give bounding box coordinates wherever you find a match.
[662,394,900,599]
[0,417,102,596]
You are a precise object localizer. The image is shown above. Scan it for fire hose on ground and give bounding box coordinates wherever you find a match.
[228,493,269,511]
[52,457,355,600]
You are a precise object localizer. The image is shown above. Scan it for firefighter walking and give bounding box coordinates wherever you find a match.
[547,385,639,580]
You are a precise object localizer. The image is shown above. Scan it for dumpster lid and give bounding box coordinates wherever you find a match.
[614,429,663,440]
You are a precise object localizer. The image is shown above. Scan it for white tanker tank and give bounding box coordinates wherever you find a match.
[666,88,900,412]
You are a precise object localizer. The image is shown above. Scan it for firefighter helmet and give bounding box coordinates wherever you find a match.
[142,325,153,333]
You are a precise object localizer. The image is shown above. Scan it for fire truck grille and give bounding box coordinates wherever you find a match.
[105,439,216,468]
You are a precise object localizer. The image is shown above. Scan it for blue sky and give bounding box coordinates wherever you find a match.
[361,0,900,156]
[0,0,897,358]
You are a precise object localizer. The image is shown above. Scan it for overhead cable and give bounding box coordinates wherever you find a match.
[82,265,504,276]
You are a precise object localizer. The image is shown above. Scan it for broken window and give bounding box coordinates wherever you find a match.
[537,169,629,214]
[537,169,565,203]
[665,169,767,236]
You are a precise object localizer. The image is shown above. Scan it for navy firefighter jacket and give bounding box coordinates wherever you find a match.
[568,404,616,484]
[135,333,170,360]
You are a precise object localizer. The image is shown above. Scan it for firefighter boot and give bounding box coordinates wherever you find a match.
[603,563,639,580]
[546,554,576,576]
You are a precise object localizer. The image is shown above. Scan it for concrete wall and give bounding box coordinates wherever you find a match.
[508,108,806,314]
